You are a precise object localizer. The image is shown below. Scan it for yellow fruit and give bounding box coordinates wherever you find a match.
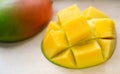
[83,6,108,19]
[42,5,116,69]
[88,18,115,38]
[52,49,76,68]
[97,39,116,61]
[72,40,104,68]
[45,21,61,36]
[43,30,68,58]
[62,15,92,45]
[58,4,81,25]
[58,5,92,45]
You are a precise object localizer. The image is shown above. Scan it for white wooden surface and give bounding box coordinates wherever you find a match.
[0,0,120,74]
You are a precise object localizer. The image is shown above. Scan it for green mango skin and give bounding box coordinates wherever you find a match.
[0,0,53,42]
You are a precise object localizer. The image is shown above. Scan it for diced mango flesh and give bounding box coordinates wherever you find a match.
[42,5,116,69]
[46,21,60,34]
[58,5,92,45]
[58,4,81,25]
[97,39,115,60]
[52,50,76,68]
[83,6,108,19]
[91,18,115,38]
[62,16,92,45]
[72,40,104,68]
[43,30,68,58]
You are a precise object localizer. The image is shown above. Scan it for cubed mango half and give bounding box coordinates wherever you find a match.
[42,5,116,69]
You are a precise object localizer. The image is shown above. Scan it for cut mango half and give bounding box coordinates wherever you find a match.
[41,5,116,69]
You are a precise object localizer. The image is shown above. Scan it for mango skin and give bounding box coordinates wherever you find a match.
[0,0,52,42]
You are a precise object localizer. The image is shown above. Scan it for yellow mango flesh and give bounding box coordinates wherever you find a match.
[62,16,92,45]
[52,49,75,68]
[89,18,115,38]
[97,39,115,60]
[42,5,116,69]
[72,40,104,68]
[46,21,60,35]
[43,30,68,58]
[83,6,108,19]
[58,4,81,25]
[58,5,92,45]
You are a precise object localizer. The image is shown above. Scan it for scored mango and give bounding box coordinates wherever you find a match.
[42,5,116,69]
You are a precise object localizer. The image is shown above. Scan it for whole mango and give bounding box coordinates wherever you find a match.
[0,0,53,42]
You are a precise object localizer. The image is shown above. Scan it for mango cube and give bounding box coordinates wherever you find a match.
[97,39,115,60]
[58,5,92,45]
[92,18,115,38]
[72,40,104,68]
[46,21,60,34]
[63,16,92,45]
[52,50,75,68]
[83,6,108,19]
[58,4,81,25]
[43,30,68,58]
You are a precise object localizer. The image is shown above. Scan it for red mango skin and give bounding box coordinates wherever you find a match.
[0,0,53,42]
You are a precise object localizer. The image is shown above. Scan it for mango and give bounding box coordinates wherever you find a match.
[58,5,81,25]
[88,18,115,38]
[97,39,116,60]
[72,40,104,68]
[0,0,53,42]
[83,6,108,19]
[42,5,116,69]
[43,30,68,58]
[45,21,61,36]
[52,49,76,68]
[58,5,92,45]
